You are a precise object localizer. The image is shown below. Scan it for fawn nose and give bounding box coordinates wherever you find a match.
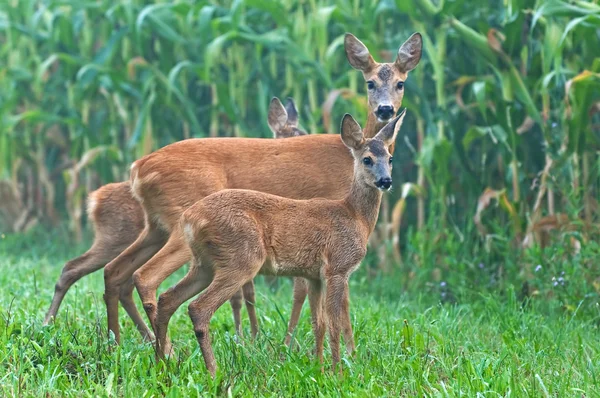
[375,105,394,120]
[375,177,392,190]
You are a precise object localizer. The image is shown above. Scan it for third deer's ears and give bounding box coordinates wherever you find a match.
[396,33,422,73]
[340,114,365,150]
[374,109,406,146]
[284,97,299,127]
[268,97,288,137]
[344,33,376,73]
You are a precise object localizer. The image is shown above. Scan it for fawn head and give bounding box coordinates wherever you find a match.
[341,109,406,191]
[267,97,306,138]
[345,33,421,122]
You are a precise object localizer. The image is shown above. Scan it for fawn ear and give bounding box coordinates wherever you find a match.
[268,97,288,138]
[395,33,422,73]
[374,109,406,147]
[344,33,376,73]
[284,97,299,127]
[340,114,365,150]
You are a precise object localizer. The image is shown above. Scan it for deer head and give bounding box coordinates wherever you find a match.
[267,97,307,138]
[344,33,421,122]
[341,109,406,191]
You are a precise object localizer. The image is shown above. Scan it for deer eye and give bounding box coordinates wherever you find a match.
[389,157,393,164]
[367,81,375,90]
[363,157,373,166]
[396,81,404,90]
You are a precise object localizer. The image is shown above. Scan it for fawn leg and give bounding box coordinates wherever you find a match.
[242,280,259,339]
[119,278,155,342]
[44,244,120,325]
[155,262,214,358]
[188,271,255,377]
[325,275,348,373]
[104,226,166,343]
[341,284,354,356]
[284,277,308,347]
[132,229,191,334]
[229,289,244,338]
[306,279,326,365]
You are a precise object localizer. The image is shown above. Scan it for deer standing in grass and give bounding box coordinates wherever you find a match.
[42,97,305,339]
[102,33,422,349]
[158,111,406,375]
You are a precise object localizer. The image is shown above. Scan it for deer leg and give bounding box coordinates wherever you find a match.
[229,289,244,338]
[104,226,166,343]
[325,274,348,373]
[306,279,325,366]
[188,270,257,377]
[155,262,214,358]
[132,230,191,335]
[119,278,155,342]
[284,277,308,347]
[44,243,120,325]
[242,280,259,339]
[341,285,355,356]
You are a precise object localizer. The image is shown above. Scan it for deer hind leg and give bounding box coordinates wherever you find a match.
[44,243,120,325]
[229,289,244,338]
[155,260,214,358]
[119,278,155,342]
[104,225,166,344]
[284,277,308,347]
[325,275,349,373]
[242,280,259,339]
[188,267,260,377]
[132,229,191,335]
[306,279,326,366]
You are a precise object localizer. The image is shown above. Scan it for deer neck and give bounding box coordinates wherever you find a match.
[343,172,383,234]
[362,112,386,139]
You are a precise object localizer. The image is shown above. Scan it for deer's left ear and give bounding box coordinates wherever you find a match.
[374,109,406,147]
[340,114,365,150]
[267,97,288,138]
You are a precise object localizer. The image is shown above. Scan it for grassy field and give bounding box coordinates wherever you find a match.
[1,229,599,397]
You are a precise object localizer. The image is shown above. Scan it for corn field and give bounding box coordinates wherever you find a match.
[1,0,599,259]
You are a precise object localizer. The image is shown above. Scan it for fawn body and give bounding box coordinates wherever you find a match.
[157,111,406,375]
[43,98,305,339]
[102,33,422,347]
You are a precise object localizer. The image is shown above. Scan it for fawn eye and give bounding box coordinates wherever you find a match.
[363,157,373,166]
[367,81,375,90]
[389,157,393,164]
[396,81,404,90]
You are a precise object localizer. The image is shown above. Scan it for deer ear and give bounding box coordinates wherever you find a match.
[267,97,288,138]
[395,32,422,73]
[284,97,299,127]
[344,33,376,73]
[340,114,365,150]
[374,109,406,147]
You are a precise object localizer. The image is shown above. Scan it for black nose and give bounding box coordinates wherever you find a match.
[375,105,394,120]
[375,177,392,190]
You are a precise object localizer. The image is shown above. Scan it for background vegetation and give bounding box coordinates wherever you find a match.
[1,0,600,394]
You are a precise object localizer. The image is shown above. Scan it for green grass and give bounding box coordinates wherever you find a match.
[1,231,599,397]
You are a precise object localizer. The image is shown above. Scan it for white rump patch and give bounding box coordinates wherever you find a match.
[183,223,195,243]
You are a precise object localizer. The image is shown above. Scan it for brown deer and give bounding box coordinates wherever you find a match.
[102,33,422,347]
[157,111,406,375]
[42,98,306,338]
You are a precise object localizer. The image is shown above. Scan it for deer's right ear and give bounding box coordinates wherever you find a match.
[340,114,364,150]
[284,97,299,127]
[344,33,376,73]
[267,97,288,137]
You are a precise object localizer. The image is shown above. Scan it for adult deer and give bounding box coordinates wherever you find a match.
[158,111,406,375]
[42,97,305,339]
[103,33,422,347]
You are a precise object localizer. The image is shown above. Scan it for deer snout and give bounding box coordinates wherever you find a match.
[375,105,395,121]
[375,177,392,190]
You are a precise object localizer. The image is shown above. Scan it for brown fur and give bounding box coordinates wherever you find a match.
[102,33,422,347]
[158,112,406,375]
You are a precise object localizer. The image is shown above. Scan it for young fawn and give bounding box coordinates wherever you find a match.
[103,33,422,348]
[156,111,405,375]
[43,97,305,340]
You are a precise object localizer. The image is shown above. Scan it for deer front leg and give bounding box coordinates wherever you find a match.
[306,279,325,366]
[325,274,349,373]
[132,230,191,335]
[284,277,308,347]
